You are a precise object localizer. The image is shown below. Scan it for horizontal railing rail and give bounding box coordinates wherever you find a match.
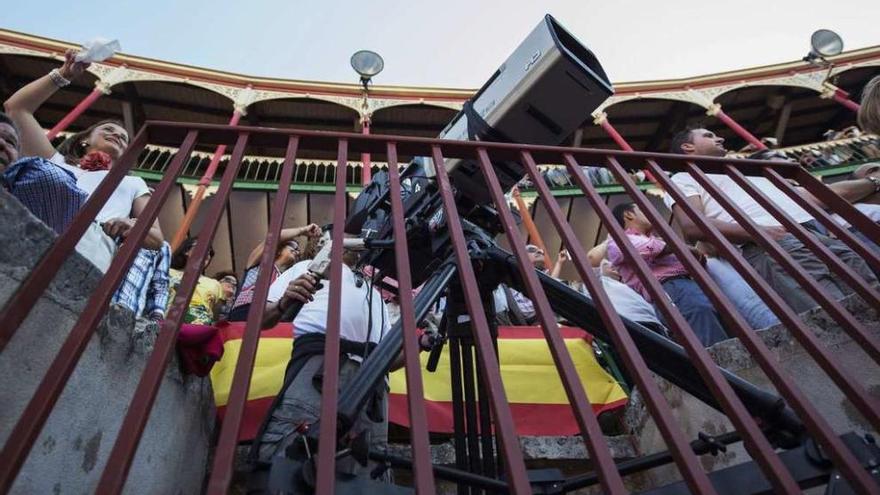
[1,120,878,494]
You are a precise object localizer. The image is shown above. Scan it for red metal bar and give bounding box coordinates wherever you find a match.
[170,110,243,251]
[648,158,880,494]
[723,166,880,308]
[385,142,436,494]
[95,132,250,494]
[831,88,861,113]
[137,120,801,178]
[46,87,104,140]
[791,167,880,253]
[0,128,145,352]
[430,145,532,494]
[556,152,720,493]
[361,120,372,185]
[0,130,197,493]
[713,108,767,150]
[476,148,628,495]
[681,163,880,428]
[601,155,802,494]
[313,138,350,495]
[205,136,300,494]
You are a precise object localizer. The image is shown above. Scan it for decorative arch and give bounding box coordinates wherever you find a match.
[602,97,707,152]
[370,103,459,138]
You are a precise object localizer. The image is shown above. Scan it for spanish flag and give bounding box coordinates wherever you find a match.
[211,323,627,441]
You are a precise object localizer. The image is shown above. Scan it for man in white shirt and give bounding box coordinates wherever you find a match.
[665,128,878,313]
[255,245,392,477]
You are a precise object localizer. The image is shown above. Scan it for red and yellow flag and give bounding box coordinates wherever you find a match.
[211,323,627,441]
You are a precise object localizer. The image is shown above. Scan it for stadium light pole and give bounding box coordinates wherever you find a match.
[351,50,384,185]
[804,29,862,113]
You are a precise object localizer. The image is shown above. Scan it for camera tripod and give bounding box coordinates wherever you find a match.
[261,225,880,494]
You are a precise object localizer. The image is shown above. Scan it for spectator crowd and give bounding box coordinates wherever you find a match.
[1,48,879,485]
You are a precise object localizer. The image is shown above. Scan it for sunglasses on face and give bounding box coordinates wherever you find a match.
[526,246,544,255]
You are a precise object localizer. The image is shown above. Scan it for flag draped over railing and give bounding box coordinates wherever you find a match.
[210,322,628,440]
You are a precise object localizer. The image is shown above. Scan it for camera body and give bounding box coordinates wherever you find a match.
[347,14,613,286]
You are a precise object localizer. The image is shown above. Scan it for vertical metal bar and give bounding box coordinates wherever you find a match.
[781,168,880,267]
[474,149,629,495]
[313,138,349,495]
[645,157,880,494]
[385,142,437,494]
[206,136,300,494]
[430,145,532,494]
[552,152,717,493]
[679,163,880,427]
[723,166,880,307]
[0,129,148,351]
[606,155,856,493]
[0,130,197,494]
[95,132,249,494]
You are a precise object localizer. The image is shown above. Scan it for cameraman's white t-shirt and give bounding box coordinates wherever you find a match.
[267,260,391,345]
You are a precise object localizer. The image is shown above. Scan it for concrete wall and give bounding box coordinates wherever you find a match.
[622,292,880,492]
[0,189,215,495]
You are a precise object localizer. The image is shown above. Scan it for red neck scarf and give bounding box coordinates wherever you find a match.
[79,150,112,171]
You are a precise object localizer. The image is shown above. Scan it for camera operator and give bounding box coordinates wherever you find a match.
[253,237,432,488]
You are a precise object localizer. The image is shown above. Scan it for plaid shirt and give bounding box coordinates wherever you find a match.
[1,156,87,234]
[112,242,171,318]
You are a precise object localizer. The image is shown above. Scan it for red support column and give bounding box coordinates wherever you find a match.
[46,86,107,140]
[829,88,861,113]
[361,117,372,184]
[708,104,767,150]
[594,111,656,182]
[170,109,243,251]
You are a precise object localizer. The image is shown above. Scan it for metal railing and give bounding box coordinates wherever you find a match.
[1,121,879,494]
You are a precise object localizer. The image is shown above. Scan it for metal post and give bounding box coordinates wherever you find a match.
[594,111,656,182]
[510,187,553,269]
[46,85,108,140]
[707,104,767,150]
[361,117,372,184]
[170,109,243,251]
[829,87,861,113]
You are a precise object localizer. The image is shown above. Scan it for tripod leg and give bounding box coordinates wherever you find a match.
[449,333,471,495]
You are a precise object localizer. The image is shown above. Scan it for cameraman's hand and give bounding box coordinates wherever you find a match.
[304,223,321,238]
[280,272,319,308]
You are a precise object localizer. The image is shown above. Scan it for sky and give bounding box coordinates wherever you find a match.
[4,0,880,89]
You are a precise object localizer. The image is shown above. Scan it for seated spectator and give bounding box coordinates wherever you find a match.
[563,254,667,336]
[666,127,878,314]
[695,242,780,330]
[607,202,728,347]
[167,238,225,326]
[111,242,172,321]
[213,271,238,321]
[227,223,321,321]
[3,50,162,271]
[0,112,19,172]
[858,75,880,136]
[830,162,880,255]
[493,244,546,326]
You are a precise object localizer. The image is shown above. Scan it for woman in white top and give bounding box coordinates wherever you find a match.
[3,49,163,269]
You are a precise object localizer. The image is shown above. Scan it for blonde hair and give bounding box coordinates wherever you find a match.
[858,75,880,135]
